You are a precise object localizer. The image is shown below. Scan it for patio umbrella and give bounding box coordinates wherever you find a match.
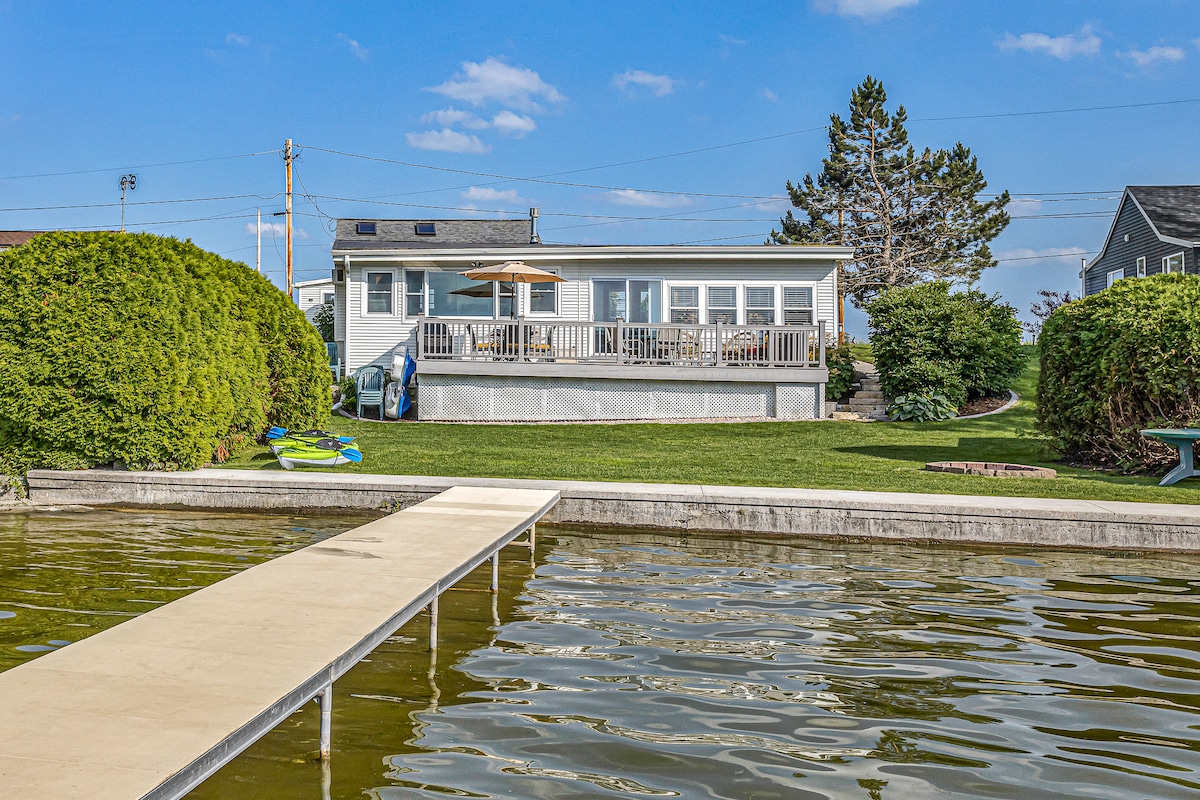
[459,261,565,317]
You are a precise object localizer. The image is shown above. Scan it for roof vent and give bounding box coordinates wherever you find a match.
[415,222,436,236]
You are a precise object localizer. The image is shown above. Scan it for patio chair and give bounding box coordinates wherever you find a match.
[325,342,341,381]
[658,329,699,363]
[355,366,385,420]
[722,331,760,364]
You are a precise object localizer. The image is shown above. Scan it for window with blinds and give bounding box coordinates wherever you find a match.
[669,286,699,324]
[745,286,775,325]
[366,272,394,314]
[707,286,737,324]
[783,286,814,325]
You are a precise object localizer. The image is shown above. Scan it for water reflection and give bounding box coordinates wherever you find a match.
[3,514,1200,799]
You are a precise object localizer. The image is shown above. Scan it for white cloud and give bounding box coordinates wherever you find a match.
[1006,197,1044,215]
[337,33,368,61]
[427,57,565,112]
[613,69,675,97]
[813,0,919,18]
[1121,45,1186,68]
[461,187,527,205]
[405,128,492,154]
[604,189,691,208]
[760,88,779,102]
[997,26,1101,59]
[226,33,250,45]
[420,108,489,129]
[720,34,747,45]
[491,110,536,137]
[994,246,1088,265]
[246,221,307,239]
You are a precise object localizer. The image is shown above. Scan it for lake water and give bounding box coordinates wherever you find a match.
[2,509,1199,799]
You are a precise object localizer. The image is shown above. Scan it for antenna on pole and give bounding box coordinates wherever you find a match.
[119,174,137,233]
[256,208,261,273]
[284,139,294,298]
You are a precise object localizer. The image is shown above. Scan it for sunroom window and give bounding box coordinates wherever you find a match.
[707,286,737,324]
[669,286,699,323]
[745,286,775,325]
[783,286,814,325]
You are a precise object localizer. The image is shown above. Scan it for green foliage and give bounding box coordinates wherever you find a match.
[0,232,328,474]
[1037,273,1200,472]
[771,76,1009,308]
[867,281,1026,409]
[338,376,357,410]
[314,301,335,342]
[888,393,958,422]
[825,342,856,401]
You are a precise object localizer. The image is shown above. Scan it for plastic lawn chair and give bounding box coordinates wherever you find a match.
[356,366,385,420]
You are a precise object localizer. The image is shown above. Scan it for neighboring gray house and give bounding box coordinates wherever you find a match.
[328,211,850,422]
[1083,186,1200,295]
[0,231,44,253]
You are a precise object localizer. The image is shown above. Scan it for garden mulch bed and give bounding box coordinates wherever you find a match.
[958,395,1011,417]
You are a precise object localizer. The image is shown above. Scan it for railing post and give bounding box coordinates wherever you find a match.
[818,321,826,367]
[518,315,526,361]
[616,318,625,364]
[715,321,723,366]
[415,315,423,360]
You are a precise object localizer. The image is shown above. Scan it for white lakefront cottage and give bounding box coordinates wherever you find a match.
[325,212,850,422]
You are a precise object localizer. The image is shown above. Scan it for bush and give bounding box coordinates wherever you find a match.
[824,342,856,402]
[867,281,1025,409]
[1037,273,1200,472]
[314,301,335,342]
[887,393,958,422]
[0,232,328,474]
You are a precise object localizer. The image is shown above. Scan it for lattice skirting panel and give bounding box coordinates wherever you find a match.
[416,376,824,421]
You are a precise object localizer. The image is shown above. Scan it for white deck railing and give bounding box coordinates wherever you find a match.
[416,316,826,369]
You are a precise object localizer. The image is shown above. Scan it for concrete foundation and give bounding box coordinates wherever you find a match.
[25,468,1200,552]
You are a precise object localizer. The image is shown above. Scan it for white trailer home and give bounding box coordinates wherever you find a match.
[329,213,849,422]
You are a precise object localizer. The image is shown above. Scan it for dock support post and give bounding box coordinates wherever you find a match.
[491,551,499,594]
[429,595,439,651]
[317,684,332,763]
[529,524,536,552]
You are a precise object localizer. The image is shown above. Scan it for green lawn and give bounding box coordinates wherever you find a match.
[226,350,1200,505]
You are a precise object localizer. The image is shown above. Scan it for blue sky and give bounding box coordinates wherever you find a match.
[2,0,1198,335]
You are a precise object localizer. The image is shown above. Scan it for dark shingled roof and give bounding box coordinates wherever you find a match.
[1128,186,1200,243]
[333,218,538,251]
[0,231,44,248]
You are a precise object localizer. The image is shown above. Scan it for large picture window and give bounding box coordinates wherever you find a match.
[427,272,493,318]
[593,279,661,323]
[669,286,699,323]
[745,286,775,325]
[365,272,394,314]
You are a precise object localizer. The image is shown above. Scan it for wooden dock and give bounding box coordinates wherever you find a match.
[0,485,559,800]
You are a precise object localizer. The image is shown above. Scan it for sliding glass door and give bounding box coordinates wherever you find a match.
[592,279,661,323]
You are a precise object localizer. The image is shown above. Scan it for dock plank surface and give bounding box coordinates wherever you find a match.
[0,486,559,800]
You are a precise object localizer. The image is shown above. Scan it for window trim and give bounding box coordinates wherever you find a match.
[1136,256,1147,278]
[706,285,739,325]
[1106,268,1124,288]
[743,284,777,325]
[526,268,560,316]
[668,284,700,324]
[402,268,425,320]
[363,269,397,316]
[1163,251,1185,274]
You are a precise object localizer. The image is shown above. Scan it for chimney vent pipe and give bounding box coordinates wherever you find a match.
[529,207,541,244]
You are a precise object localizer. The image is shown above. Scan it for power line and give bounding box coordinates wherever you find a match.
[0,150,280,182]
[0,193,281,213]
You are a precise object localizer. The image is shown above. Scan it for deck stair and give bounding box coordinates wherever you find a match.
[836,366,889,421]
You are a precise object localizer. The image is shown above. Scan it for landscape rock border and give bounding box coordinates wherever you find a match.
[925,460,1056,478]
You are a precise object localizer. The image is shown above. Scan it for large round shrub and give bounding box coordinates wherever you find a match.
[866,281,1025,408]
[0,232,328,474]
[1037,273,1200,472]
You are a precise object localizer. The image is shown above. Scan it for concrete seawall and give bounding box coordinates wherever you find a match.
[26,468,1200,552]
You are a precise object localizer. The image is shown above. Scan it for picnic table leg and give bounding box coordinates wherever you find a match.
[1160,440,1196,486]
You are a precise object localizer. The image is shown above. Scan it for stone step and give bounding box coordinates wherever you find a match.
[854,390,884,400]
[859,381,882,390]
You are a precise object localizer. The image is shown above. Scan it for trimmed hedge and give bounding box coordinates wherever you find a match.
[866,281,1025,409]
[1037,273,1200,472]
[0,232,328,475]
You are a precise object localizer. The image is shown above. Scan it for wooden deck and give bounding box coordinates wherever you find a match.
[0,486,559,800]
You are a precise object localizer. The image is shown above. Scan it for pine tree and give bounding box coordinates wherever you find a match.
[772,76,1010,308]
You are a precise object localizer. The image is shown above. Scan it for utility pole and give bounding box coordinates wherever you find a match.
[284,138,294,298]
[119,174,137,233]
[255,208,261,273]
[837,207,846,344]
